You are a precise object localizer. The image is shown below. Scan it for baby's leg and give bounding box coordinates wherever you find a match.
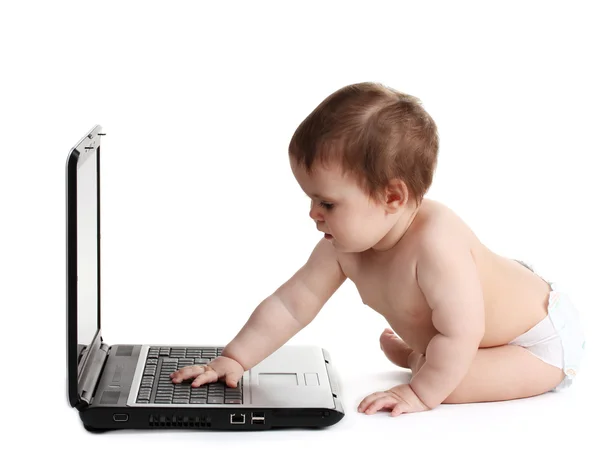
[409,345,565,403]
[379,328,414,368]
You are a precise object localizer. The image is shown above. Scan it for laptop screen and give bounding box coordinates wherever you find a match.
[67,125,103,406]
[77,149,99,349]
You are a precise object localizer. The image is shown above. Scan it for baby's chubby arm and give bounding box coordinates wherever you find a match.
[171,238,346,387]
[410,232,485,409]
[220,238,347,372]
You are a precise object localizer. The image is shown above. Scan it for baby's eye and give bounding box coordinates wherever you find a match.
[319,201,334,210]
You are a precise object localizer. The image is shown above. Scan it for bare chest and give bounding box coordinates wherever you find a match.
[338,251,436,351]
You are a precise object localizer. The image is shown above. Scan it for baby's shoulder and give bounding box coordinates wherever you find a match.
[410,199,478,248]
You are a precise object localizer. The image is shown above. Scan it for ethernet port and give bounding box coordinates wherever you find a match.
[230,413,246,424]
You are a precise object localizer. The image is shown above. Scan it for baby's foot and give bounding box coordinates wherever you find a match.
[379,328,413,369]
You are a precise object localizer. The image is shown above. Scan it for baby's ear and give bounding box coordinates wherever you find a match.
[383,179,409,212]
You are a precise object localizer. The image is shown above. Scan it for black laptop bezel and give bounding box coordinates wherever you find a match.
[66,125,103,408]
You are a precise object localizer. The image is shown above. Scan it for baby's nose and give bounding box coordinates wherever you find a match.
[309,202,323,221]
[309,208,323,222]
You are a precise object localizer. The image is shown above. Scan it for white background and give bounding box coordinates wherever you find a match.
[1,1,599,458]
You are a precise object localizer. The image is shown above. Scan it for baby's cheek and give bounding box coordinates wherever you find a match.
[334,219,354,240]
[348,218,373,237]
[343,221,371,247]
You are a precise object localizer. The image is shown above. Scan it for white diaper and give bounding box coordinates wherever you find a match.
[508,268,586,391]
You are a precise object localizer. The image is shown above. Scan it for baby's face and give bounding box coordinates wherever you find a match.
[290,160,399,253]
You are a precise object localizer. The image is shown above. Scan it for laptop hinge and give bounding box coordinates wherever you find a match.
[79,342,109,406]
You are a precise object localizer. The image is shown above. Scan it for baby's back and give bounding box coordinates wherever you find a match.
[472,229,551,347]
[339,199,552,351]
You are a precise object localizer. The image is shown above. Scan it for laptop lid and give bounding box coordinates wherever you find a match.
[66,125,104,407]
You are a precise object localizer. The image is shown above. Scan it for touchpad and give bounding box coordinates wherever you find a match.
[259,373,298,385]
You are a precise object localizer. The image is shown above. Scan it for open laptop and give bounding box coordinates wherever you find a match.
[66,125,345,432]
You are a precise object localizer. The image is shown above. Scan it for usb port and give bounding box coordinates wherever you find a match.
[230,414,245,424]
[113,413,129,422]
[251,412,265,424]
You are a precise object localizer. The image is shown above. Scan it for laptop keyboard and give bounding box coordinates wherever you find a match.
[136,346,243,405]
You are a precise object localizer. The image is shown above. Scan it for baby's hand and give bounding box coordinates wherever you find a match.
[170,355,245,388]
[358,383,430,416]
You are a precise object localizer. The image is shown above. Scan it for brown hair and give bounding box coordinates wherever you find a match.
[288,82,439,205]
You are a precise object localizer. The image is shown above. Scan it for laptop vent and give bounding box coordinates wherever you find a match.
[148,414,212,428]
[116,345,134,356]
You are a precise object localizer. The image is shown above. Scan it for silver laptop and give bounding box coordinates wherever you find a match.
[66,125,345,432]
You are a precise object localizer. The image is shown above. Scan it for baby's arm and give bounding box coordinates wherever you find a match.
[409,233,485,409]
[221,238,347,371]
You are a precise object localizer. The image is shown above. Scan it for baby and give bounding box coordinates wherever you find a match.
[170,82,585,416]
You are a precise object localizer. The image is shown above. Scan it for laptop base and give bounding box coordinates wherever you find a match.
[80,403,344,432]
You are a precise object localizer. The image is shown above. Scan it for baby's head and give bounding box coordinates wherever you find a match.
[289,82,439,253]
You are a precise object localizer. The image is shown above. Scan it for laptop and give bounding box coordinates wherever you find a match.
[66,125,345,432]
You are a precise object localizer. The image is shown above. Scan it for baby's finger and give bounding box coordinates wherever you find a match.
[225,373,240,388]
[191,369,218,387]
[391,402,410,417]
[170,365,204,383]
[358,392,386,413]
[365,395,395,415]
